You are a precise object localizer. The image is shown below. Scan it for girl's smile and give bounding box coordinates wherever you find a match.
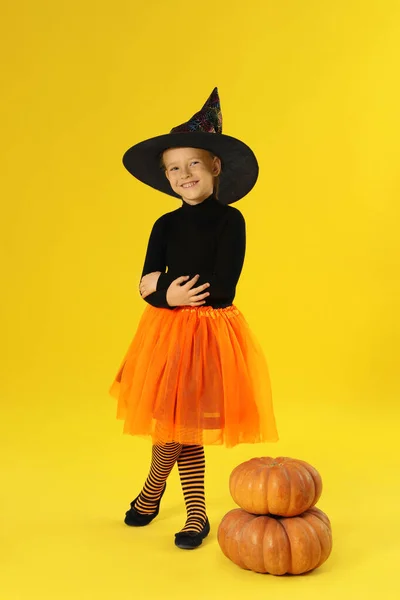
[181,180,199,189]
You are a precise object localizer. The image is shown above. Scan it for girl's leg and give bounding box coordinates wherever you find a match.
[176,445,207,533]
[134,442,182,514]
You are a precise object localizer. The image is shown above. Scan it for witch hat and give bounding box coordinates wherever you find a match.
[122,87,258,204]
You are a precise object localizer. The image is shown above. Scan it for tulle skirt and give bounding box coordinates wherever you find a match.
[109,304,278,448]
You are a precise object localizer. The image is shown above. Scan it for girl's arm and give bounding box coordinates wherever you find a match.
[156,208,246,303]
[140,217,175,310]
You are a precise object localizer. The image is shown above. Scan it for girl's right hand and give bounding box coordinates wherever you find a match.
[166,275,210,307]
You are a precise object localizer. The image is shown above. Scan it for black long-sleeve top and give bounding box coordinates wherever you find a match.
[140,193,246,309]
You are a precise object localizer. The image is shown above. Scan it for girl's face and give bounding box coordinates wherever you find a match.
[163,147,221,205]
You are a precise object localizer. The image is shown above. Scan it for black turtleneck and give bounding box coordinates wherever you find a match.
[140,193,246,309]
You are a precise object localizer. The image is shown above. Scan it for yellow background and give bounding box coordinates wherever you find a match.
[1,0,399,598]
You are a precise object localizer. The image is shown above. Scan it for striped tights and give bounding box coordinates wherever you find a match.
[134,442,207,534]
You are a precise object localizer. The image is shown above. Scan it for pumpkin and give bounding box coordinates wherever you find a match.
[229,457,322,517]
[218,506,332,575]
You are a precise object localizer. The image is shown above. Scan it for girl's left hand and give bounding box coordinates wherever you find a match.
[139,271,162,298]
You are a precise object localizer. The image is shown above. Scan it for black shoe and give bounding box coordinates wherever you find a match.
[174,518,210,550]
[124,483,167,527]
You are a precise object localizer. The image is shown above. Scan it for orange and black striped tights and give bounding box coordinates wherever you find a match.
[134,443,206,534]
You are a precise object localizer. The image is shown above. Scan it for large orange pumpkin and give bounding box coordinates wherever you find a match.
[229,457,322,516]
[218,507,332,575]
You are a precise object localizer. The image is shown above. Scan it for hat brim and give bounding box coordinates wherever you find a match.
[122,132,258,204]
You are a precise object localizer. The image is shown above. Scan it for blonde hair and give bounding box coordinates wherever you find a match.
[159,149,221,200]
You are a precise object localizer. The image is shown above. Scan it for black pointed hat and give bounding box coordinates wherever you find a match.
[122,88,259,204]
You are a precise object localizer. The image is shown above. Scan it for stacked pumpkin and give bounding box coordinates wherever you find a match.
[218,457,332,575]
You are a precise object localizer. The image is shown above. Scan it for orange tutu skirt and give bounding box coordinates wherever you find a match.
[109,304,278,448]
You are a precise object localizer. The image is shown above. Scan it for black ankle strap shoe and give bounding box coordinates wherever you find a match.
[174,518,210,549]
[124,483,167,527]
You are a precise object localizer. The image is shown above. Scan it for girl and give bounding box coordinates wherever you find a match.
[109,88,278,550]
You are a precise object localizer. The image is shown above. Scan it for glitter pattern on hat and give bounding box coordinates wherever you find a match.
[170,87,222,135]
